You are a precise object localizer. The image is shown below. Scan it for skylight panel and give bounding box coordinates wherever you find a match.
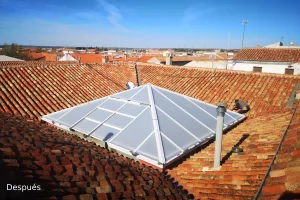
[42,83,246,169]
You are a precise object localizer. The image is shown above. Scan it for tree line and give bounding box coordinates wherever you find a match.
[0,43,31,60]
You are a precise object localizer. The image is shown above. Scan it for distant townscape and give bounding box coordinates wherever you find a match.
[1,39,300,200]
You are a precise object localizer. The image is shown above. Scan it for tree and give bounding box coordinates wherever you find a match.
[0,43,30,60]
[36,48,43,53]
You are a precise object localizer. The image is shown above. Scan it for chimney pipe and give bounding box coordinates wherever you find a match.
[166,54,172,65]
[214,102,227,169]
[135,64,141,86]
[102,55,108,64]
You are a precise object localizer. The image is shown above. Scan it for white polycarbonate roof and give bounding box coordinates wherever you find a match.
[42,83,245,167]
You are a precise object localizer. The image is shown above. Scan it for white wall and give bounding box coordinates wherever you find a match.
[184,61,228,69]
[147,57,161,65]
[231,62,300,75]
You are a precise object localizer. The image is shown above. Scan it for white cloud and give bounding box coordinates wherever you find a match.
[96,0,125,30]
[182,4,217,25]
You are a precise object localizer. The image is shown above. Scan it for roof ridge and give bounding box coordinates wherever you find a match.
[147,84,165,164]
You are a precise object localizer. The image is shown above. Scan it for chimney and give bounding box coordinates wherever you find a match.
[102,55,108,64]
[79,56,81,64]
[166,53,172,65]
[213,102,227,169]
[124,53,128,60]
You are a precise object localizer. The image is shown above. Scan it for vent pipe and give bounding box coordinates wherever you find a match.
[102,56,108,64]
[135,64,141,86]
[214,102,227,169]
[166,54,172,65]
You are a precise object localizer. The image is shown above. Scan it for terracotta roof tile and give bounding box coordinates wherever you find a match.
[71,54,103,64]
[29,53,57,61]
[0,63,126,119]
[166,110,293,199]
[259,101,300,199]
[0,112,188,199]
[233,48,300,62]
[1,61,300,199]
[137,64,300,118]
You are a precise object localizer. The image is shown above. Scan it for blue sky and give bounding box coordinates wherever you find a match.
[0,0,299,48]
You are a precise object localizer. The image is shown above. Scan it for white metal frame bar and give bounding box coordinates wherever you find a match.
[102,123,122,131]
[68,84,145,130]
[53,98,107,123]
[97,107,135,119]
[107,106,149,142]
[184,97,217,120]
[88,86,148,137]
[134,131,154,152]
[66,98,110,128]
[147,84,165,164]
[109,96,141,105]
[156,106,201,142]
[153,87,215,133]
[161,132,184,152]
[153,84,244,119]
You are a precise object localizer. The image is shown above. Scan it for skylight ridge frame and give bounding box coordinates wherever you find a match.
[111,85,145,102]
[109,96,142,105]
[153,87,215,133]
[155,106,201,142]
[147,84,165,164]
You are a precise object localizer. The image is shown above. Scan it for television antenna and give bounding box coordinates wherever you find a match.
[241,19,248,48]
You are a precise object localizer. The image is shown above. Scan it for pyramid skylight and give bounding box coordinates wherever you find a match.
[42,84,245,168]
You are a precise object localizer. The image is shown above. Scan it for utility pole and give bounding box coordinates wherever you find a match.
[241,19,248,48]
[226,32,230,69]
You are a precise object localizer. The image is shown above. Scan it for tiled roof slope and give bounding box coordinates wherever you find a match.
[259,101,300,199]
[0,61,77,67]
[71,54,103,64]
[233,48,300,63]
[0,63,125,119]
[29,53,57,61]
[0,112,189,200]
[138,65,300,118]
[138,55,155,63]
[167,109,293,200]
[90,63,138,89]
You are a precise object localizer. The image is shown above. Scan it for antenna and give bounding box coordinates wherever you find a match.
[241,19,248,48]
[280,36,284,43]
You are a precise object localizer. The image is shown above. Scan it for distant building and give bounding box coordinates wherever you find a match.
[59,54,78,62]
[263,42,300,49]
[229,48,300,75]
[0,55,24,61]
[29,53,57,61]
[184,53,233,69]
